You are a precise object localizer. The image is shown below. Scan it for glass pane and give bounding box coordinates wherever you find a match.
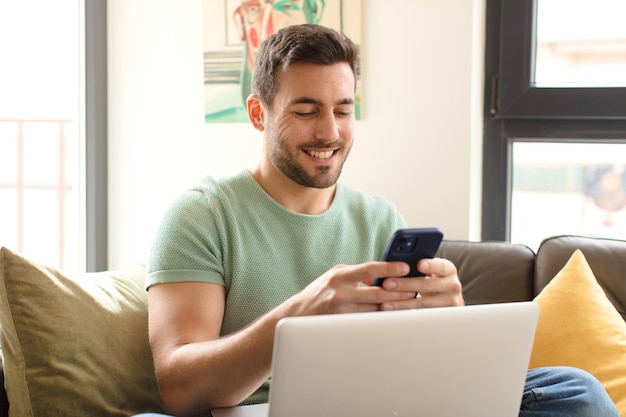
[534,0,626,87]
[0,123,17,182]
[0,190,17,249]
[511,142,626,250]
[22,123,60,184]
[0,0,82,271]
[23,189,59,266]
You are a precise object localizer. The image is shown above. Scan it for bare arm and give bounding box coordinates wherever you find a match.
[148,259,462,417]
[148,282,282,416]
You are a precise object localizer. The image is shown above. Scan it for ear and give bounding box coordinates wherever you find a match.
[247,94,265,131]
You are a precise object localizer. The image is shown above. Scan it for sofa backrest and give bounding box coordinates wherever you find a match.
[535,235,626,321]
[437,240,535,305]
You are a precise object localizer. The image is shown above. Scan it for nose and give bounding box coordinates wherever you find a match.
[314,111,340,142]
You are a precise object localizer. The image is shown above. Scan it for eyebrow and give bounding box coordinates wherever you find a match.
[288,97,355,106]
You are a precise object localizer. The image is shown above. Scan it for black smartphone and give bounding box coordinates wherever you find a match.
[371,227,444,286]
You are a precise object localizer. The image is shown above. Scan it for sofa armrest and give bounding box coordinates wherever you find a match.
[535,235,626,320]
[437,240,535,305]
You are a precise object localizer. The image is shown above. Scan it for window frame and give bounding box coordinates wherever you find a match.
[85,0,107,271]
[482,0,626,241]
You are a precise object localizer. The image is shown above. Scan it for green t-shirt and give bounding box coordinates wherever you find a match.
[146,169,407,403]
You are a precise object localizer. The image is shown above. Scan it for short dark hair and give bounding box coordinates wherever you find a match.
[252,24,358,107]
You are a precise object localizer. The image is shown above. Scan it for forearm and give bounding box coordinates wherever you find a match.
[154,300,302,417]
[156,323,270,415]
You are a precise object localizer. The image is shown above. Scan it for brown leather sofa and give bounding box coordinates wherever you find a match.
[438,234,626,321]
[0,234,625,416]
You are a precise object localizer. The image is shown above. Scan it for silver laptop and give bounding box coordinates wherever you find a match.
[212,302,539,417]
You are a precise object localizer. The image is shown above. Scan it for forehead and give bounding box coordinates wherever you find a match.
[274,61,356,103]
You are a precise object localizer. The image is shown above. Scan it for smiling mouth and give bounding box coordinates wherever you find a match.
[305,149,336,159]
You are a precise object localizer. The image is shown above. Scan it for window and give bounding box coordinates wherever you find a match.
[483,0,626,249]
[535,0,626,87]
[0,119,77,269]
[0,0,107,271]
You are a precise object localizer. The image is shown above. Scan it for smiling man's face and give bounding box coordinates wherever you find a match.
[261,61,356,189]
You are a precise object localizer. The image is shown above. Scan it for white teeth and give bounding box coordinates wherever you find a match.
[307,150,334,159]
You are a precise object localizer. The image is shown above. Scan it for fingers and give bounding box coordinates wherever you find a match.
[379,258,465,310]
[356,261,410,284]
[418,257,458,277]
[301,259,463,316]
[297,262,414,315]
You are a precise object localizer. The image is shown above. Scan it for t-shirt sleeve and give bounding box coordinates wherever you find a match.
[394,209,408,230]
[146,190,225,289]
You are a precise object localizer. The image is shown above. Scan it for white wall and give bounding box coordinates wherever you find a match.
[107,0,485,268]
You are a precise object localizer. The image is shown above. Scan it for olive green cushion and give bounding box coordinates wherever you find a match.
[0,247,164,417]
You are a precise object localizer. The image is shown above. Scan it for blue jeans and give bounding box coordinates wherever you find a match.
[520,366,618,416]
[135,366,618,417]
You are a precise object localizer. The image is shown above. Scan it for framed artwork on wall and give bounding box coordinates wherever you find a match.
[202,0,362,123]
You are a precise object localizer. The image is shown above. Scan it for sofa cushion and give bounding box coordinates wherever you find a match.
[438,240,535,304]
[0,247,165,417]
[529,249,626,415]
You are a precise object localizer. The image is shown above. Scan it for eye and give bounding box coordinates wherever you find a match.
[294,111,316,118]
[335,108,354,117]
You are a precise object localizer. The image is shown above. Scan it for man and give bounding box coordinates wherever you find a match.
[145,24,618,417]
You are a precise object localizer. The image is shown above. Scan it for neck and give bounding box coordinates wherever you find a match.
[250,165,337,215]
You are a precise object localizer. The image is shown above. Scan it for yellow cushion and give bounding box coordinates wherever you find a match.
[0,247,165,416]
[530,249,626,415]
